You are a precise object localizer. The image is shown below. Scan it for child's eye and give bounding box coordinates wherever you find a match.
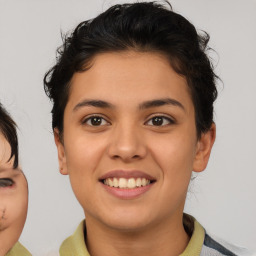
[0,178,14,188]
[83,116,109,126]
[146,116,174,126]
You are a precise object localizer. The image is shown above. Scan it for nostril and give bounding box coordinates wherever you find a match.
[110,154,141,162]
[107,138,147,161]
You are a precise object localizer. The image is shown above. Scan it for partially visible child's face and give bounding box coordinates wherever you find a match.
[55,51,215,232]
[0,134,28,256]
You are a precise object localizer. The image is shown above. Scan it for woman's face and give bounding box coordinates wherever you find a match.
[55,51,215,232]
[0,134,28,256]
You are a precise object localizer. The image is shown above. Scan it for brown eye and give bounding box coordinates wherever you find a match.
[146,116,174,126]
[152,117,164,126]
[83,116,109,126]
[0,178,14,187]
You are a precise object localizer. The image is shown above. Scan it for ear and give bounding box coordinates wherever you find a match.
[54,128,68,175]
[193,123,216,173]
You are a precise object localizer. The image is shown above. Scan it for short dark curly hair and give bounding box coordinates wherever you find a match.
[44,1,218,138]
[0,103,18,169]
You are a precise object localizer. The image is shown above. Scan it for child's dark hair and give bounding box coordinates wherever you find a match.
[44,1,218,138]
[0,103,18,168]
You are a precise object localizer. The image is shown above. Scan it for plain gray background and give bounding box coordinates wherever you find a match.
[0,0,255,255]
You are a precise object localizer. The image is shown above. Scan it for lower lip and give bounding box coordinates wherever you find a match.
[101,183,154,199]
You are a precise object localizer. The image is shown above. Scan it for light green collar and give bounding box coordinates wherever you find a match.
[180,217,205,256]
[59,221,89,256]
[60,216,205,256]
[5,242,31,256]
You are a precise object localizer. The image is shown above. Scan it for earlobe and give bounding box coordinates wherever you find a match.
[193,123,216,173]
[54,128,68,175]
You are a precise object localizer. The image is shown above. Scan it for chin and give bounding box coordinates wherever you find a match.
[105,220,151,233]
[93,209,156,233]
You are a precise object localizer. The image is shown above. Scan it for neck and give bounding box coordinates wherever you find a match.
[0,232,17,256]
[85,214,190,256]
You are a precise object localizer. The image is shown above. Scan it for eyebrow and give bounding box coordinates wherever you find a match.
[73,98,185,112]
[73,100,114,112]
[139,98,185,110]
[0,167,21,173]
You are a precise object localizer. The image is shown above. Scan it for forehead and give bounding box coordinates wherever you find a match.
[0,137,25,183]
[0,134,12,166]
[68,51,193,111]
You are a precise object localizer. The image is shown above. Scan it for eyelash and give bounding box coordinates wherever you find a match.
[82,115,109,126]
[0,178,14,188]
[81,114,175,127]
[145,115,175,126]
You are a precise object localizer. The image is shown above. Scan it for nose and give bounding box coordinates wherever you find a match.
[107,123,147,162]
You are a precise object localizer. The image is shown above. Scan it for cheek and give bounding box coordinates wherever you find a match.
[150,131,196,168]
[64,134,108,200]
[148,129,197,189]
[0,205,7,231]
[149,137,196,214]
[0,191,28,232]
[65,133,107,173]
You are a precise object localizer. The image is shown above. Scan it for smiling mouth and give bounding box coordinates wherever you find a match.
[101,177,155,189]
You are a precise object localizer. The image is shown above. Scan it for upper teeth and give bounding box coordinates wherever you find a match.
[104,177,150,189]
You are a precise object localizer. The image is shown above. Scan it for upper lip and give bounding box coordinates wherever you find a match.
[99,170,156,181]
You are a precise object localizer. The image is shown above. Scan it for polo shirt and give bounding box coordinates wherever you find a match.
[59,215,252,256]
[5,242,31,256]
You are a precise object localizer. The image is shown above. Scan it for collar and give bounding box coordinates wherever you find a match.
[59,221,89,256]
[6,242,31,256]
[180,214,205,256]
[59,214,205,256]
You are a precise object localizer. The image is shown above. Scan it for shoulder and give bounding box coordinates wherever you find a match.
[184,214,255,256]
[59,220,89,256]
[6,242,31,256]
[201,232,255,256]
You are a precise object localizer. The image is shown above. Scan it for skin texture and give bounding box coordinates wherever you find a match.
[55,51,215,256]
[0,134,28,256]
